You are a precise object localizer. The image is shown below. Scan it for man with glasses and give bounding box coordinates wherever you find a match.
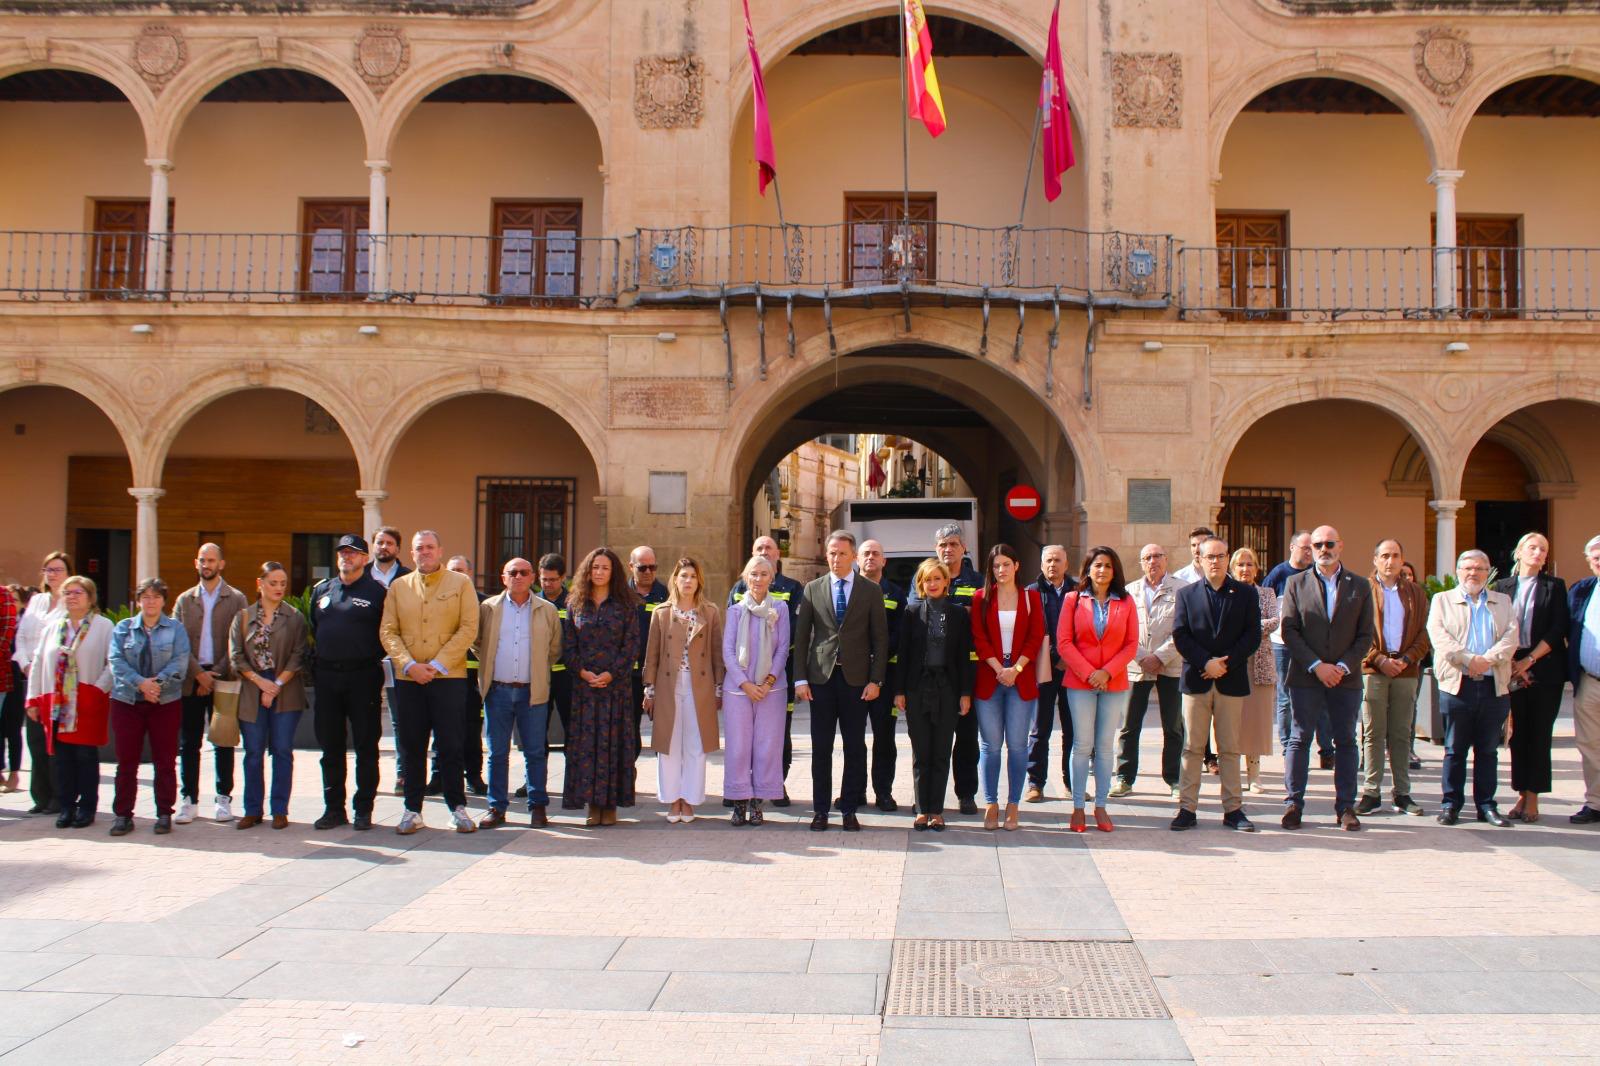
[1265,531,1332,768]
[172,543,248,824]
[1427,549,1520,827]
[1112,544,1184,799]
[628,546,669,771]
[1568,535,1600,825]
[1280,525,1375,831]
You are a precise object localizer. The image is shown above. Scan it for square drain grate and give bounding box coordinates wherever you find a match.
[884,939,1168,1020]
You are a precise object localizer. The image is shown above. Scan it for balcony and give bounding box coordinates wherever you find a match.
[1177,246,1599,321]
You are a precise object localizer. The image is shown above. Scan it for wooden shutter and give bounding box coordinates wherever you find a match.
[1456,215,1520,318]
[844,194,936,286]
[300,200,370,300]
[491,201,583,303]
[90,200,173,298]
[1214,212,1287,321]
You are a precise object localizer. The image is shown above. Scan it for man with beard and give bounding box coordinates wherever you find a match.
[171,542,248,824]
[366,527,411,791]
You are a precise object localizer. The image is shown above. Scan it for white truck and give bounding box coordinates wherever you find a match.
[828,497,980,590]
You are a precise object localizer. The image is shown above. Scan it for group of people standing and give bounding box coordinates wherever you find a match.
[4,519,1598,838]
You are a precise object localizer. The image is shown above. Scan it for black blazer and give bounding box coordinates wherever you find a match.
[1493,573,1569,687]
[1281,567,1375,690]
[1570,577,1597,688]
[893,598,976,698]
[1172,576,1262,697]
[793,573,889,688]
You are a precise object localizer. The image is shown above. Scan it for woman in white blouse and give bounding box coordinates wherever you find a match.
[26,575,114,828]
[14,551,70,811]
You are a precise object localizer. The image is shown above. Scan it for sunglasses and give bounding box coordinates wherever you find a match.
[504,568,532,577]
[634,564,657,572]
[1312,541,1338,550]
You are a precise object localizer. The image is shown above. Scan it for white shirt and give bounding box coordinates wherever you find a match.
[998,610,1018,655]
[197,581,222,665]
[492,594,534,684]
[14,592,63,673]
[370,560,401,589]
[1172,563,1202,586]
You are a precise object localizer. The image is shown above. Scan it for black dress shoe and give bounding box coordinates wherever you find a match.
[1318,753,1335,770]
[1354,795,1381,815]
[1224,809,1258,833]
[1477,806,1512,827]
[959,798,979,815]
[109,816,134,836]
[773,788,791,808]
[154,814,172,835]
[876,796,899,813]
[514,784,529,799]
[842,812,862,832]
[809,813,829,832]
[1169,808,1197,832]
[424,778,443,797]
[72,812,94,828]
[1339,810,1361,832]
[1408,756,1423,770]
[28,803,48,814]
[467,778,488,797]
[313,811,350,831]
[722,798,735,808]
[1570,806,1600,825]
[1281,806,1302,830]
[54,810,73,829]
[1437,807,1461,825]
[352,812,373,831]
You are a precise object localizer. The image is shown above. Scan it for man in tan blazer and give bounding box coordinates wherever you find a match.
[474,557,562,828]
[171,542,248,825]
[1358,539,1431,817]
[380,530,480,834]
[1427,548,1520,826]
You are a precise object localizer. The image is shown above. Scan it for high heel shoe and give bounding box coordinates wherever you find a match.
[983,803,1000,830]
[1094,807,1114,833]
[585,804,601,827]
[1070,808,1086,833]
[1003,804,1019,832]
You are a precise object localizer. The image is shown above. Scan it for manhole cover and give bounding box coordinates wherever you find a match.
[885,939,1168,1019]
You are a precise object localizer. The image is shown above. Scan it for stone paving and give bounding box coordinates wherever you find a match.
[0,697,1597,1065]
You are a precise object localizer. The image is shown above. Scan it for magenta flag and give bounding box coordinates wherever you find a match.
[1040,0,1076,202]
[744,0,778,196]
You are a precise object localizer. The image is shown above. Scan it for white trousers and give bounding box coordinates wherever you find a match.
[657,669,707,805]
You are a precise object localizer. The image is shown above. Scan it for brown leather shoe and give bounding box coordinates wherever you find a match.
[530,805,549,827]
[271,815,289,830]
[600,807,617,826]
[1339,809,1362,832]
[235,815,261,830]
[1023,785,1045,804]
[479,808,507,829]
[1281,806,1302,830]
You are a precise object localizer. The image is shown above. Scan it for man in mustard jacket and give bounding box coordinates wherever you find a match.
[380,530,480,834]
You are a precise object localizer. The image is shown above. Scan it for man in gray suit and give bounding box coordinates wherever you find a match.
[1280,524,1376,831]
[793,530,888,833]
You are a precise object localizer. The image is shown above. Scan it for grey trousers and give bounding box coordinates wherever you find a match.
[1361,672,1418,799]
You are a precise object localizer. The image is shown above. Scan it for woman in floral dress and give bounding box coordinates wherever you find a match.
[562,547,639,826]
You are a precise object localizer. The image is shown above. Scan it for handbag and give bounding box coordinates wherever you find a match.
[208,678,242,746]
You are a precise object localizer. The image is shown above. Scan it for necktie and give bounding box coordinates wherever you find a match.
[834,578,847,626]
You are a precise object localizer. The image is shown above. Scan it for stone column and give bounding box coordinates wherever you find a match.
[128,487,165,582]
[1430,498,1466,579]
[1429,169,1464,312]
[357,489,388,538]
[144,158,174,294]
[366,160,390,298]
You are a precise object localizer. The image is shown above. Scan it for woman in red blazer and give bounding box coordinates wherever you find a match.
[971,545,1046,831]
[1057,547,1140,832]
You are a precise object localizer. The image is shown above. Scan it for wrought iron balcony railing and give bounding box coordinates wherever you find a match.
[1178,245,1599,321]
[630,223,1176,308]
[0,231,623,306]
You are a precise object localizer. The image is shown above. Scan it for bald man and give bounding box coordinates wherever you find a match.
[172,542,249,824]
[628,546,670,771]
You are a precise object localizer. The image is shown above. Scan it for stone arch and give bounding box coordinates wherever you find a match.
[150,40,379,161]
[140,366,374,488]
[0,365,146,476]
[1389,409,1576,496]
[1204,376,1457,505]
[1209,53,1446,177]
[1443,49,1600,165]
[373,49,611,165]
[0,45,160,156]
[366,373,607,491]
[1439,375,1600,498]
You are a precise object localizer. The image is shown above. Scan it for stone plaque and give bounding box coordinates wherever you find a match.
[133,25,186,93]
[1097,382,1190,433]
[1414,27,1472,104]
[610,376,724,428]
[634,55,705,129]
[648,472,688,515]
[355,26,409,95]
[1111,53,1182,129]
[1127,480,1172,525]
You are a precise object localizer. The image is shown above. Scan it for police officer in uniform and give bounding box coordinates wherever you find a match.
[908,523,983,815]
[854,539,906,811]
[728,534,804,806]
[310,534,388,831]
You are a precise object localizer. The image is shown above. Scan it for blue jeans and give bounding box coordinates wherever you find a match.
[485,682,549,810]
[1274,644,1333,756]
[1440,678,1509,812]
[975,687,1034,806]
[1066,688,1128,809]
[1285,684,1361,814]
[241,697,301,817]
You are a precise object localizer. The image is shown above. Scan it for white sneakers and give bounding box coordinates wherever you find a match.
[451,806,477,833]
[214,796,234,822]
[174,801,197,825]
[397,810,423,835]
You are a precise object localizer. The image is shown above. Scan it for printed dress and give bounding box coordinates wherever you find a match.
[561,596,639,809]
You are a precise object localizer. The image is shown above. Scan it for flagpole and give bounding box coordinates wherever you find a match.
[1017,100,1043,229]
[898,2,910,225]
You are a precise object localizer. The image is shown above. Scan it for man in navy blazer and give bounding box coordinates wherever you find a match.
[1568,534,1600,825]
[1170,536,1262,832]
[1280,525,1376,831]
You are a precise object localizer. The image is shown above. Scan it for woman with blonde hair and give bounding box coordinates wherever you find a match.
[229,562,309,830]
[893,559,974,831]
[642,557,724,824]
[721,555,790,826]
[1229,547,1279,793]
[26,575,113,828]
[1492,532,1569,822]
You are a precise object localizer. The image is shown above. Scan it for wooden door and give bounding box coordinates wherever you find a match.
[90,200,173,298]
[300,200,370,299]
[490,201,583,303]
[845,194,936,286]
[1455,215,1520,318]
[1217,487,1293,570]
[1214,212,1287,321]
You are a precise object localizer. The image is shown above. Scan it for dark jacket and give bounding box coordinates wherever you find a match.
[893,596,975,697]
[227,601,310,722]
[1172,576,1263,697]
[1570,576,1598,688]
[1280,566,1375,690]
[631,579,668,671]
[793,572,888,688]
[1033,574,1078,679]
[1493,573,1570,688]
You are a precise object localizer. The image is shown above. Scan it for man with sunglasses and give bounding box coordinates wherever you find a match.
[628,546,670,772]
[1280,525,1375,831]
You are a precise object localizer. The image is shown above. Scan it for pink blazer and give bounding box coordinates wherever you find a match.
[1056,592,1140,692]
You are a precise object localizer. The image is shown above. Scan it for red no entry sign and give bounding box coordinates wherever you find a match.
[1005,484,1041,522]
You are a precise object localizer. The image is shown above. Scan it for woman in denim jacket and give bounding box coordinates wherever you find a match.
[107,577,192,836]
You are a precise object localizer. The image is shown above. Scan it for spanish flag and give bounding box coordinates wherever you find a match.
[903,0,947,137]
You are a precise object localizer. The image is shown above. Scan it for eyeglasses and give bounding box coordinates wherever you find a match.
[42,565,67,574]
[1311,541,1338,550]
[504,568,531,577]
[1140,553,1165,561]
[1201,553,1229,561]
[633,564,657,572]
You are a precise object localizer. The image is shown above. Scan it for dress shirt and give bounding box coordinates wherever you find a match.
[1091,597,1110,639]
[1379,579,1405,654]
[831,573,855,614]
[370,560,401,589]
[197,581,221,664]
[1172,563,1202,585]
[1318,566,1343,620]
[493,594,534,684]
[1465,588,1496,656]
[1581,586,1600,677]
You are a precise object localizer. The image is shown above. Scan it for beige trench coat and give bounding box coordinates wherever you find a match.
[641,603,725,755]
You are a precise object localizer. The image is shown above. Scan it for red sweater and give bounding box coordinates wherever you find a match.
[1056,591,1140,692]
[970,585,1046,701]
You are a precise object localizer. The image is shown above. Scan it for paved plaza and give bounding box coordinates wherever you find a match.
[1,703,1598,1065]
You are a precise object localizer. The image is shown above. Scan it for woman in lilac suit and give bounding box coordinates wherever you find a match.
[721,556,790,826]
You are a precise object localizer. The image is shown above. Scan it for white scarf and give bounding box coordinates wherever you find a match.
[737,594,778,680]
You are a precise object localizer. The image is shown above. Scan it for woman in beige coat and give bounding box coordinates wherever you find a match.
[228,562,309,830]
[641,557,724,823]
